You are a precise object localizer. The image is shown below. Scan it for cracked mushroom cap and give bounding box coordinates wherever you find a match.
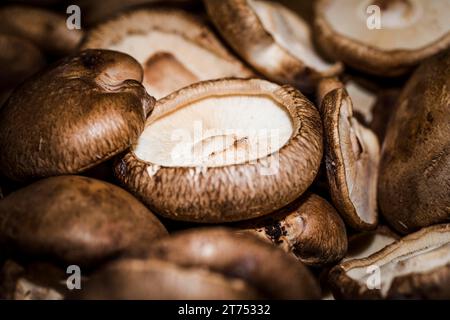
[115,78,323,223]
[0,5,83,56]
[83,8,253,99]
[319,78,380,230]
[315,0,450,76]
[329,224,450,300]
[79,228,320,299]
[378,50,450,234]
[0,175,167,268]
[237,193,347,267]
[204,0,342,92]
[0,49,154,182]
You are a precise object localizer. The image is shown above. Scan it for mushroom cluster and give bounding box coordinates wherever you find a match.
[0,0,449,300]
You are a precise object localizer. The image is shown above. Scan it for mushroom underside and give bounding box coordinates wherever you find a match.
[249,0,333,72]
[346,232,450,297]
[135,93,293,167]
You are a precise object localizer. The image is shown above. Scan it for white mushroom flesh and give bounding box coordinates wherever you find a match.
[134,95,293,167]
[347,231,450,297]
[249,0,333,71]
[323,0,450,50]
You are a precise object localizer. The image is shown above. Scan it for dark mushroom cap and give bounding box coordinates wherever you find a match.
[237,193,348,266]
[0,176,167,268]
[329,224,450,300]
[320,79,380,230]
[82,7,253,99]
[0,49,153,182]
[314,0,450,76]
[115,78,323,222]
[0,5,83,56]
[80,228,320,299]
[378,50,450,234]
[204,0,342,92]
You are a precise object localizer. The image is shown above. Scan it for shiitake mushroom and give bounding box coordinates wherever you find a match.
[315,0,450,76]
[204,0,342,92]
[0,49,153,182]
[236,193,347,267]
[318,78,380,230]
[329,224,450,299]
[0,175,167,268]
[378,49,450,234]
[77,228,321,299]
[115,78,323,222]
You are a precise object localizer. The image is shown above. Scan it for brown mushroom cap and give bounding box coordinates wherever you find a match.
[80,228,320,299]
[115,78,323,222]
[315,0,450,76]
[204,0,342,92]
[0,175,168,268]
[0,49,153,182]
[378,50,450,234]
[0,5,84,56]
[320,79,380,230]
[329,224,450,300]
[237,193,348,266]
[0,34,45,91]
[83,8,253,99]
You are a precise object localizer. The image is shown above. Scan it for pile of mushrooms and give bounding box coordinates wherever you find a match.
[0,0,449,300]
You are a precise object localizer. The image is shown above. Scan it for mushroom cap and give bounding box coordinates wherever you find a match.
[315,0,450,76]
[83,8,253,99]
[320,80,380,230]
[0,5,84,56]
[115,78,323,222]
[237,193,348,266]
[378,50,450,234]
[329,224,450,299]
[0,34,45,90]
[0,175,167,268]
[0,49,153,182]
[81,228,320,299]
[204,0,342,92]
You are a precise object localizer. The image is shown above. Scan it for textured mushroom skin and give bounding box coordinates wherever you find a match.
[238,193,347,266]
[204,0,341,92]
[0,176,167,268]
[0,49,154,182]
[314,0,450,76]
[378,50,450,234]
[115,79,323,222]
[328,224,450,300]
